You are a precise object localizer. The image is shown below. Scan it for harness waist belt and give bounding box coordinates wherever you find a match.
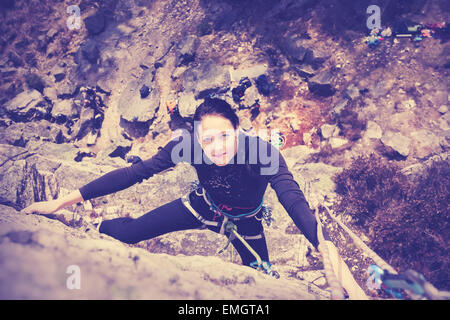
[181,194,219,227]
[181,193,263,241]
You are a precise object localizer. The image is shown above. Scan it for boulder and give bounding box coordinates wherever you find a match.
[175,35,200,67]
[4,90,50,122]
[308,71,335,97]
[182,59,231,99]
[118,76,160,123]
[84,11,106,36]
[229,64,268,83]
[0,120,71,146]
[410,129,442,159]
[282,33,330,68]
[0,144,331,299]
[177,92,198,118]
[380,131,411,158]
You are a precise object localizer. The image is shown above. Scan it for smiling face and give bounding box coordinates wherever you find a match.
[196,114,239,166]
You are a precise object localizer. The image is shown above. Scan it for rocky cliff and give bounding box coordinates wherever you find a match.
[0,203,329,299]
[0,0,449,299]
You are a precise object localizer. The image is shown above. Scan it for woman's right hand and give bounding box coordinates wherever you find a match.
[20,200,61,215]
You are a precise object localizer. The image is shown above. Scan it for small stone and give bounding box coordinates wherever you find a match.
[438,105,448,114]
[345,84,360,100]
[46,28,58,39]
[86,131,98,146]
[290,117,301,133]
[171,66,188,80]
[332,99,348,116]
[43,87,58,102]
[320,124,337,139]
[364,121,382,139]
[140,85,150,98]
[438,113,450,131]
[294,64,315,78]
[397,98,416,111]
[329,137,349,149]
[178,92,197,118]
[54,73,65,83]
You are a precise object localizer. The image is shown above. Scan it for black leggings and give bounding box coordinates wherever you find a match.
[98,197,270,267]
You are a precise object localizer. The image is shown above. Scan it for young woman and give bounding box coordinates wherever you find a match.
[21,97,367,299]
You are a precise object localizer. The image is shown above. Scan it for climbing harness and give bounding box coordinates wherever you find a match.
[367,264,450,300]
[255,204,274,227]
[189,180,274,226]
[181,180,279,278]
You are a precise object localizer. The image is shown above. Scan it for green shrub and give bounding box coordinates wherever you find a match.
[368,160,450,290]
[333,154,449,290]
[333,153,409,227]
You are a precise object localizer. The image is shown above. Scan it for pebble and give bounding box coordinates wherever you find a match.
[438,105,448,114]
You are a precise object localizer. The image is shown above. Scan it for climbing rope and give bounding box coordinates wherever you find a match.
[323,204,397,274]
[217,220,279,279]
[314,207,346,300]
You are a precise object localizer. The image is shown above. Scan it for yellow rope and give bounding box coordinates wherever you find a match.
[314,207,346,300]
[323,204,398,274]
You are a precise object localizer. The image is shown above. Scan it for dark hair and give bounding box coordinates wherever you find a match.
[193,97,240,130]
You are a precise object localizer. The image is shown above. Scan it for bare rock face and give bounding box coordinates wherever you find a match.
[0,205,323,299]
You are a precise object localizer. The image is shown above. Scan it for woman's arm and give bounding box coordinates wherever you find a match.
[20,134,186,215]
[20,189,84,215]
[57,189,85,210]
[265,145,367,299]
[265,143,330,248]
[78,134,184,201]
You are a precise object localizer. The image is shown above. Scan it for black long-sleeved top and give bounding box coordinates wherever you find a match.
[79,129,329,248]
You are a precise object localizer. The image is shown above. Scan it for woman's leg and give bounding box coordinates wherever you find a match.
[99,198,203,244]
